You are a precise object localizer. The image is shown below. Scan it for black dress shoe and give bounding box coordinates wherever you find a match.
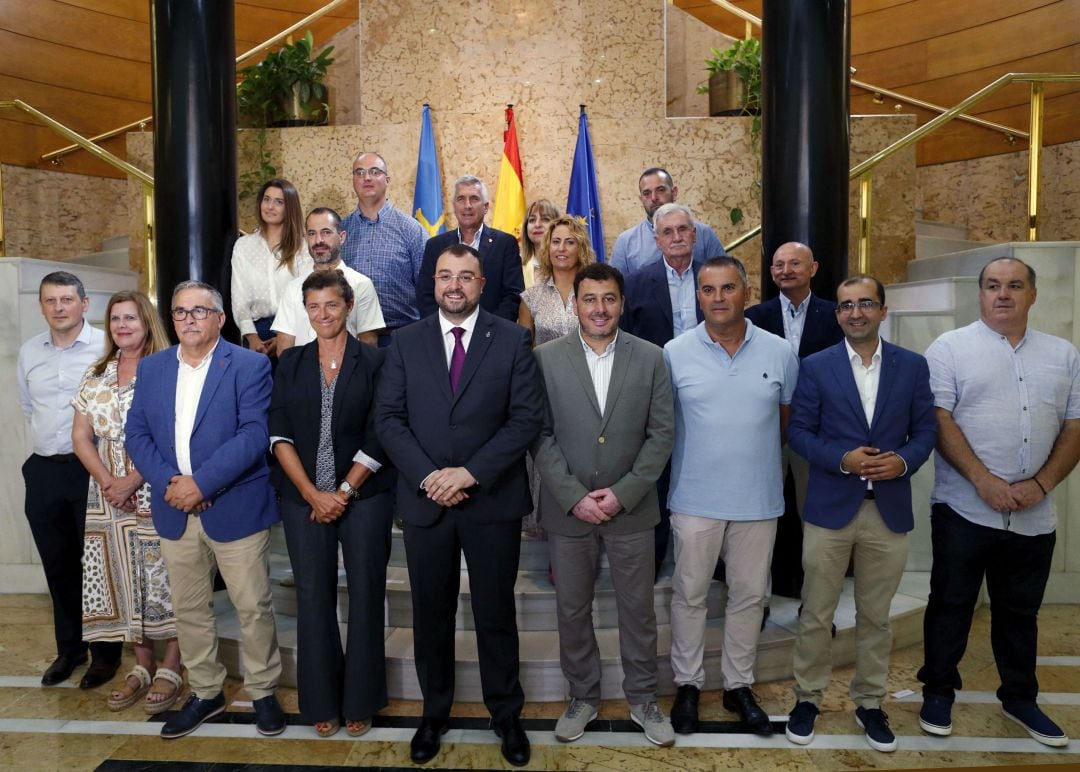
[494,716,530,767]
[670,684,700,734]
[723,687,773,735]
[161,692,226,739]
[41,652,87,686]
[410,718,448,764]
[79,657,120,689]
[253,694,286,736]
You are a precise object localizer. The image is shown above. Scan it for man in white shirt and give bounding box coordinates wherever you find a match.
[272,208,385,349]
[18,271,122,688]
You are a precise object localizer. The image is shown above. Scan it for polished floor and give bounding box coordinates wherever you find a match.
[0,594,1077,771]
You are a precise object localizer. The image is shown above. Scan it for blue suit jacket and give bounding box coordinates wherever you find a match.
[745,294,843,359]
[619,258,704,348]
[374,308,544,526]
[787,339,937,533]
[125,340,279,542]
[415,226,525,322]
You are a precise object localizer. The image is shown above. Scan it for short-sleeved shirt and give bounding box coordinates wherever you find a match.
[927,319,1080,535]
[664,319,799,520]
[339,201,427,329]
[271,263,385,346]
[609,218,725,278]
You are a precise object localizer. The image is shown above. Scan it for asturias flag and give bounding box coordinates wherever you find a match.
[412,104,445,237]
[566,106,606,261]
[492,105,526,241]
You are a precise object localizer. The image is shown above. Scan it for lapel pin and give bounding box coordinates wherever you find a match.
[486,331,492,338]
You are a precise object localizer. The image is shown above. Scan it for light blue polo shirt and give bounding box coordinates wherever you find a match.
[663,319,799,520]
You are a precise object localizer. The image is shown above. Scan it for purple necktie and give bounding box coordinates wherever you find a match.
[449,327,466,392]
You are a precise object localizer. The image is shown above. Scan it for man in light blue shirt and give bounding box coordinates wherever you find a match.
[918,257,1080,748]
[609,168,724,278]
[18,271,122,688]
[664,256,798,737]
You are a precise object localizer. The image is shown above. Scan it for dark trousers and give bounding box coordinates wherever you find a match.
[918,503,1055,706]
[403,512,524,724]
[22,453,121,663]
[280,492,394,722]
[654,462,672,569]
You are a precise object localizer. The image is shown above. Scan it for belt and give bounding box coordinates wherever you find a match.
[35,452,78,463]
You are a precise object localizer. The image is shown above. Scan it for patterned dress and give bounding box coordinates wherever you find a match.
[521,277,578,536]
[75,359,175,643]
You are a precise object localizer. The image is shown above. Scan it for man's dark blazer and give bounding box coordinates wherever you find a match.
[125,339,279,542]
[619,258,704,348]
[269,335,394,504]
[374,308,544,525]
[787,339,937,533]
[416,226,525,322]
[745,293,843,358]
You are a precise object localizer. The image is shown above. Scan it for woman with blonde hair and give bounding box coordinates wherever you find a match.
[72,290,184,713]
[519,199,560,290]
[231,177,313,357]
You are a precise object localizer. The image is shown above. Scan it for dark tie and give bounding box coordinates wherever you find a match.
[449,327,466,392]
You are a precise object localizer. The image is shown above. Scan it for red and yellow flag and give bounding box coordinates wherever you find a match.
[492,106,526,241]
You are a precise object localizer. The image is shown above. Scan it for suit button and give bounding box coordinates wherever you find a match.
[450,425,457,430]
[598,436,605,444]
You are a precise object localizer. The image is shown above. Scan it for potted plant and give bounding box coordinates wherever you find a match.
[236,30,335,128]
[698,38,762,226]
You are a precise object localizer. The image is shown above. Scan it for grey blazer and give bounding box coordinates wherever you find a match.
[532,331,674,537]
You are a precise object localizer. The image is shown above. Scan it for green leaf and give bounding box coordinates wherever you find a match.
[729,207,744,226]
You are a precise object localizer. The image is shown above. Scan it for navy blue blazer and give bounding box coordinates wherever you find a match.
[745,294,843,359]
[787,339,937,533]
[416,226,525,322]
[374,308,544,526]
[619,258,704,348]
[125,340,279,542]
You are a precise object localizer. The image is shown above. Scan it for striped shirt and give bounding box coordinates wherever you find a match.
[340,201,427,329]
[580,330,618,415]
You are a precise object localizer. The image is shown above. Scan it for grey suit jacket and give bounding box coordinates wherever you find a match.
[532,331,674,537]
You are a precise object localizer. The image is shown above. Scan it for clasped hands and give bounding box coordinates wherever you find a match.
[424,466,476,507]
[572,488,622,525]
[973,471,1045,514]
[101,475,141,513]
[165,474,210,514]
[841,446,905,481]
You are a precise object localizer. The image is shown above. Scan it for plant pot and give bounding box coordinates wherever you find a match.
[270,83,329,127]
[709,70,746,116]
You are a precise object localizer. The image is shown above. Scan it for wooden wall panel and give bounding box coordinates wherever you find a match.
[0,0,150,60]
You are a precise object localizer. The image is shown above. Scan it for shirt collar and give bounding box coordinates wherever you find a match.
[458,224,484,247]
[845,336,883,368]
[779,291,812,316]
[176,339,219,371]
[357,199,392,223]
[578,329,619,357]
[439,305,480,338]
[663,256,693,279]
[45,318,94,350]
[976,318,1028,349]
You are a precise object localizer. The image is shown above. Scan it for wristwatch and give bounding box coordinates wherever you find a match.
[338,480,358,499]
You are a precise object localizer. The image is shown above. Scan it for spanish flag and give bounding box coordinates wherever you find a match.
[492,105,526,241]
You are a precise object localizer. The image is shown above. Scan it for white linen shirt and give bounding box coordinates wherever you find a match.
[271,263,385,346]
[230,232,313,337]
[174,343,216,476]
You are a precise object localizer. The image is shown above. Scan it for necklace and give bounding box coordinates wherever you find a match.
[320,340,346,370]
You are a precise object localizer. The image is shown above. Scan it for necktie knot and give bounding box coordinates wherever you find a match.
[451,327,465,342]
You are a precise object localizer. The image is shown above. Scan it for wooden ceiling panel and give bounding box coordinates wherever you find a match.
[0,0,149,61]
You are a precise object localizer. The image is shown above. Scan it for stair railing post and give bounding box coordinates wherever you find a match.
[1027,81,1045,241]
[0,160,5,257]
[858,172,872,274]
[143,184,156,303]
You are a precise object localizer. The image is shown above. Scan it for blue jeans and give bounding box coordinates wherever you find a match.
[917,503,1055,707]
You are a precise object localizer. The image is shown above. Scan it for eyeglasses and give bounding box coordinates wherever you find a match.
[434,272,479,285]
[352,167,387,179]
[171,305,217,321]
[836,300,881,314]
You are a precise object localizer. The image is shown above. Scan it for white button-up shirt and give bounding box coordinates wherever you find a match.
[779,291,811,356]
[174,343,216,476]
[580,330,618,415]
[439,305,480,366]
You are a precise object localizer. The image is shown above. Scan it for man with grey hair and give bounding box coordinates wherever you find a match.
[19,271,123,688]
[610,167,725,278]
[416,174,525,321]
[126,280,284,739]
[340,150,428,345]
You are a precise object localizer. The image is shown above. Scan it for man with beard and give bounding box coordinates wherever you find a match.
[609,168,724,278]
[375,244,543,766]
[416,175,524,321]
[272,208,385,349]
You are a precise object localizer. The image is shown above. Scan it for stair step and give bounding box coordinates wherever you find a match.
[914,218,968,241]
[915,235,989,260]
[67,248,129,271]
[101,234,130,251]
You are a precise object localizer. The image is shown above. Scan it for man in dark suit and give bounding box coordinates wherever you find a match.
[746,242,844,601]
[125,281,284,740]
[375,244,544,767]
[784,275,936,753]
[416,175,525,321]
[620,202,706,576]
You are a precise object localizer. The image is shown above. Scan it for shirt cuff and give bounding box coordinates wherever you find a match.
[269,436,292,452]
[420,470,437,492]
[352,449,383,472]
[238,319,257,336]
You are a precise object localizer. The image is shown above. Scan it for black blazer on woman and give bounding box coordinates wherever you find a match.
[269,335,394,504]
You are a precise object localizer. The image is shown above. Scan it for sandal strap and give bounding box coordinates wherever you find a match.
[127,665,153,689]
[151,667,184,688]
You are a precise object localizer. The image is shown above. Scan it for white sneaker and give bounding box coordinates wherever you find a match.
[630,701,676,747]
[554,698,597,742]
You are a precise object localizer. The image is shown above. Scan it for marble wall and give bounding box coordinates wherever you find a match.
[665,3,729,118]
[0,164,130,260]
[917,139,1080,242]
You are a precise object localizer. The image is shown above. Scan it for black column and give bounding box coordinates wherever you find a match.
[150,0,238,324]
[760,0,850,300]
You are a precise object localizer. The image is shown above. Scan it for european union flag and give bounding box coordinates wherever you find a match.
[412,104,445,237]
[566,106,606,261]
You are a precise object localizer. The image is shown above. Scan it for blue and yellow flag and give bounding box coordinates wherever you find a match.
[566,106,606,261]
[412,104,445,237]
